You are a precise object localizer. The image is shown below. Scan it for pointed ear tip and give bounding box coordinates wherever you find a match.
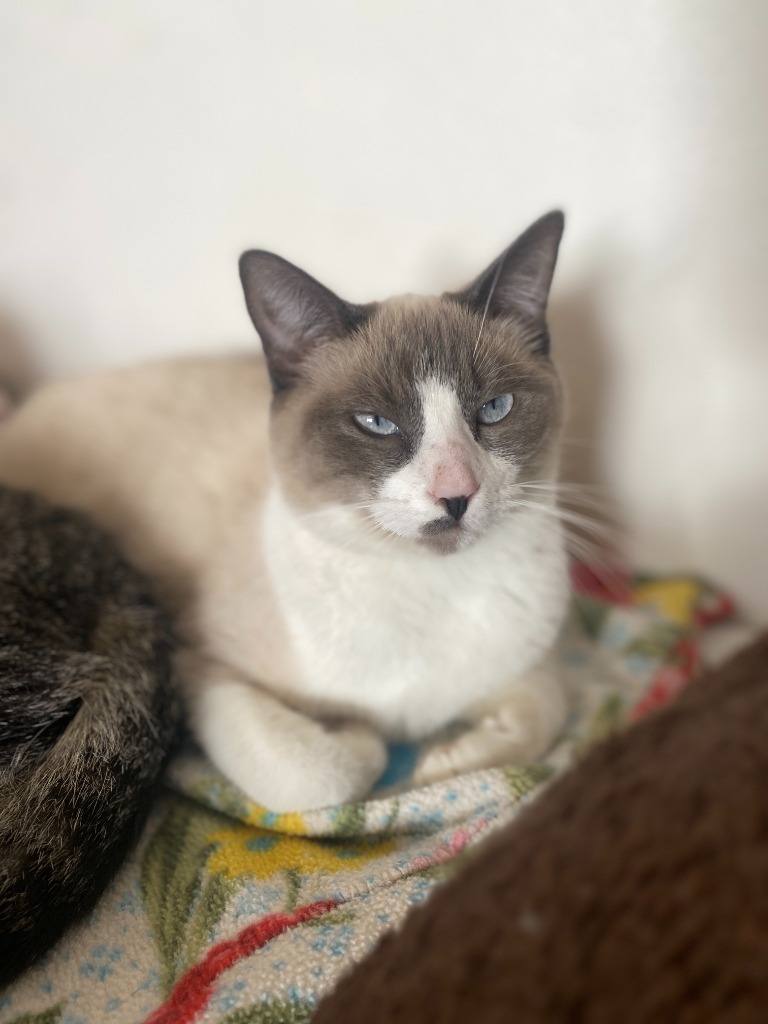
[238,251,257,281]
[239,250,287,291]
[239,249,268,269]
[541,209,565,233]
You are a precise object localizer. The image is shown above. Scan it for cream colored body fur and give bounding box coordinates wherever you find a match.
[0,355,568,809]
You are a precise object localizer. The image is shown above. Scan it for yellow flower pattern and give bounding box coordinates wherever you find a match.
[245,807,310,835]
[632,578,701,627]
[206,822,396,882]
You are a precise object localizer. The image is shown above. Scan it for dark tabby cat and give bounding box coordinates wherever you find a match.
[0,484,178,986]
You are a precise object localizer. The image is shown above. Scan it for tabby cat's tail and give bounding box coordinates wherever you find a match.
[0,489,178,987]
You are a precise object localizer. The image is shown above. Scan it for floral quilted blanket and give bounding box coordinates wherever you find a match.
[0,568,733,1024]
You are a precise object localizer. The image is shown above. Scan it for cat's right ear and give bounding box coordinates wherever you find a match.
[449,211,565,354]
[239,251,372,391]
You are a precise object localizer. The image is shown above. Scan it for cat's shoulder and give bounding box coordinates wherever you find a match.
[23,351,268,407]
[0,352,272,514]
[2,352,270,446]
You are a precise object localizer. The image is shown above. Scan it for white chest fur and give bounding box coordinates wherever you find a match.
[261,488,569,740]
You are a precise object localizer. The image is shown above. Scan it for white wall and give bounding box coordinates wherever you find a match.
[1,1,766,617]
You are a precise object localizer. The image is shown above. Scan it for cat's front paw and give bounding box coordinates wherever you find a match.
[261,721,388,813]
[321,719,390,800]
[184,666,390,814]
[412,678,565,787]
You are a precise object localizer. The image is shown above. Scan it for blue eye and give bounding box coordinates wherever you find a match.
[354,413,401,436]
[477,393,514,425]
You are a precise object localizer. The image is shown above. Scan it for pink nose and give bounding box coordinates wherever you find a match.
[430,463,479,501]
[429,464,480,522]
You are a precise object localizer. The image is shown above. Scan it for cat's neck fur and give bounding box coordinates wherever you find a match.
[259,481,567,735]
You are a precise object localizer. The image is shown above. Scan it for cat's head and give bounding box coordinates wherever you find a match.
[240,212,564,553]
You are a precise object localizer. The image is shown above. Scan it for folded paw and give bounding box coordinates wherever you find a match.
[412,682,564,787]
[249,720,388,812]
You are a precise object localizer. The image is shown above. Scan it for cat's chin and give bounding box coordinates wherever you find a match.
[417,517,474,555]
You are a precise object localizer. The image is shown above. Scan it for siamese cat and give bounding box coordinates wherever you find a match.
[0,211,570,811]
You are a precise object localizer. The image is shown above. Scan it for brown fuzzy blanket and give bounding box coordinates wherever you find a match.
[316,631,768,1024]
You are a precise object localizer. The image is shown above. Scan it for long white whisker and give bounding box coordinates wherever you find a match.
[473,245,512,360]
[516,483,619,517]
[518,478,609,493]
[508,496,622,545]
[297,497,411,524]
[563,538,630,597]
[515,511,628,594]
[517,478,620,506]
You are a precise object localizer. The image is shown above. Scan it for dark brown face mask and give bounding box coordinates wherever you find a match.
[238,212,566,547]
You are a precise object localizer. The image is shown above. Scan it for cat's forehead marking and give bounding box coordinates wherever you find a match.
[414,378,484,496]
[418,378,471,447]
[302,297,480,427]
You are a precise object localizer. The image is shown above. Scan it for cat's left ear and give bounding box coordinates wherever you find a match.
[239,251,372,391]
[450,210,564,347]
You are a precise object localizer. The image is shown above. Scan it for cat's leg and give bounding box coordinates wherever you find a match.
[181,656,388,812]
[412,653,566,786]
